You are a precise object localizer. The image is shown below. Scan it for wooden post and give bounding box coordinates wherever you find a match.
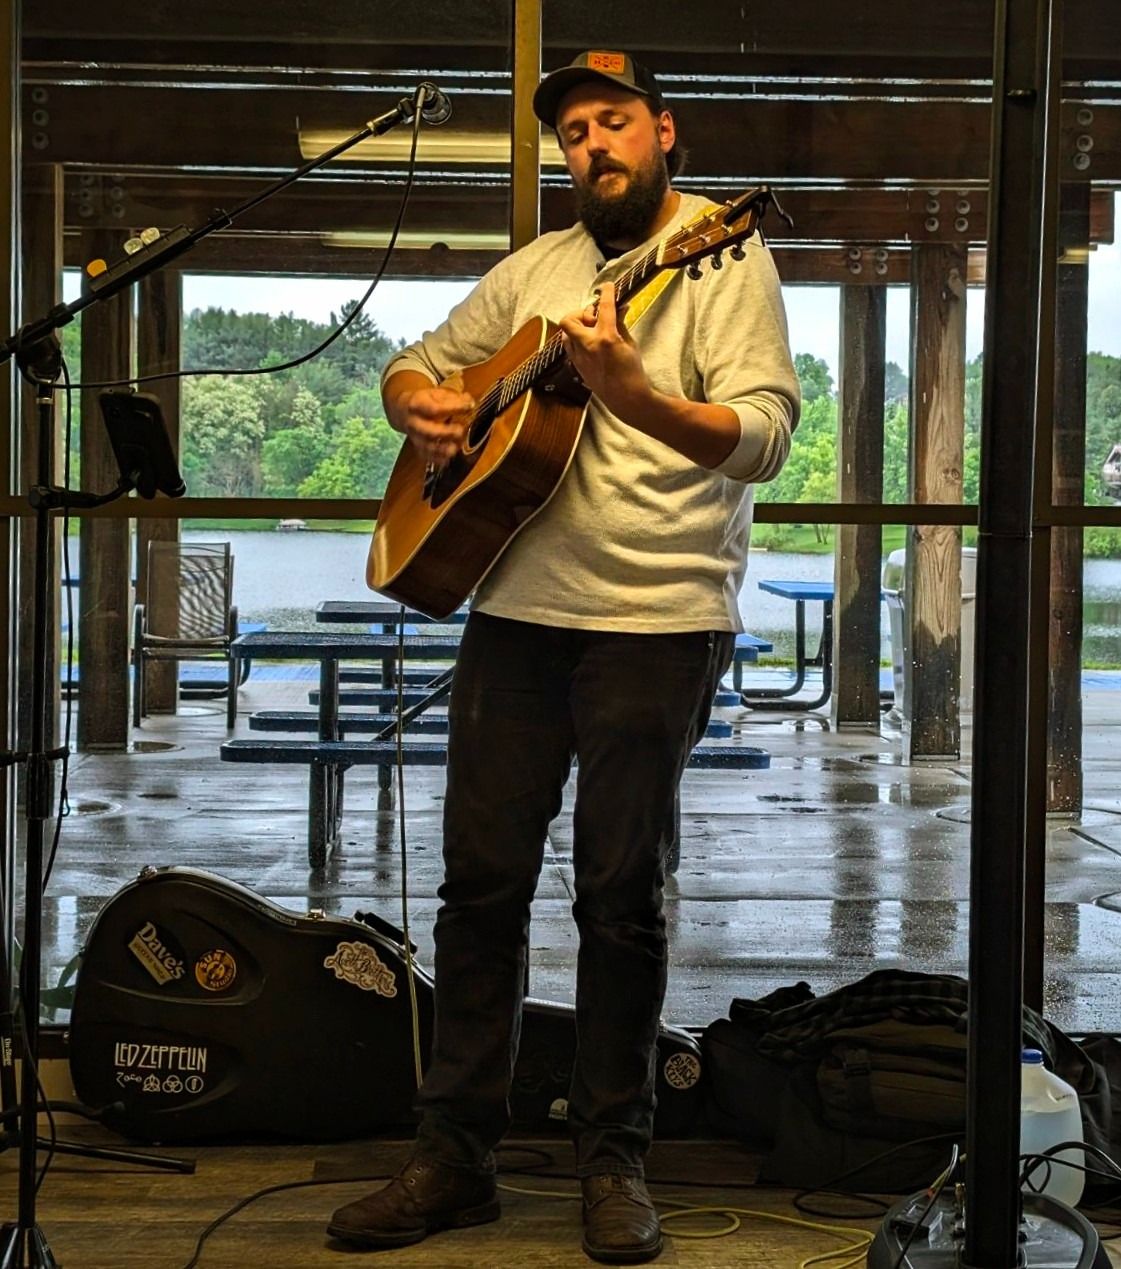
[77,227,132,750]
[135,269,183,714]
[509,0,541,251]
[904,242,967,759]
[1047,183,1090,812]
[17,165,64,758]
[832,285,886,727]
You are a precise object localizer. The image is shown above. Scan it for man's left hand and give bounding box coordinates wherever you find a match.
[558,282,652,422]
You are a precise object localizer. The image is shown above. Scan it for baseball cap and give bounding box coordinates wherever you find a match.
[532,50,665,129]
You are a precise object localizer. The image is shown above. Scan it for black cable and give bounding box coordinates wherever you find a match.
[1020,1138,1121,1195]
[28,358,77,1201]
[494,1144,557,1171]
[179,1171,394,1269]
[181,1147,550,1266]
[71,100,425,393]
[792,1131,964,1220]
[14,947,59,1195]
[44,356,76,889]
[33,1062,57,1194]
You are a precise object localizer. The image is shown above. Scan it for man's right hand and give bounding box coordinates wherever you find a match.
[399,381,476,466]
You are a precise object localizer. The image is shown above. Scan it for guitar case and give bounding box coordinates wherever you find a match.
[68,866,704,1143]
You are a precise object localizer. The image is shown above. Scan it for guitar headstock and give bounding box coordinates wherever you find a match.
[656,186,791,274]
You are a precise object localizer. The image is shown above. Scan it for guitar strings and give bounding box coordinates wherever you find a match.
[467,242,663,433]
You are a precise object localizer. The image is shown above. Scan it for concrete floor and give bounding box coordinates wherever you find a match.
[27,671,1121,1035]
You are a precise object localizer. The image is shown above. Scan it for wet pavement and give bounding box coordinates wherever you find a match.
[27,674,1121,1036]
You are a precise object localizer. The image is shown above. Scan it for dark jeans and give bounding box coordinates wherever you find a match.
[415,612,734,1177]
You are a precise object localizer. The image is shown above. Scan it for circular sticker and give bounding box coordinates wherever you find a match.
[195,948,238,992]
[663,1052,701,1090]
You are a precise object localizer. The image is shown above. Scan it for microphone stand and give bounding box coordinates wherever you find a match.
[0,337,197,1269]
[0,80,446,1268]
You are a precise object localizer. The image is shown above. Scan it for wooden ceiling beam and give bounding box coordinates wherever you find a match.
[56,233,1011,288]
[21,0,1121,82]
[49,174,1114,247]
[25,81,1121,184]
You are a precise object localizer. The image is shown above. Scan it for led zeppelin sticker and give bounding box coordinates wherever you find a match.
[324,941,398,997]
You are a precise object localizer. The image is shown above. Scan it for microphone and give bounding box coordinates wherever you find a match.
[417,82,452,126]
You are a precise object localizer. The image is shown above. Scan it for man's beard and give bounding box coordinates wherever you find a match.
[575,149,669,247]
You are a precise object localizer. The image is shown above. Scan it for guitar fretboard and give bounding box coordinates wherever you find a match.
[475,243,664,422]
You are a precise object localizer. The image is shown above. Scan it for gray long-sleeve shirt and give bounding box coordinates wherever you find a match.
[380,191,800,633]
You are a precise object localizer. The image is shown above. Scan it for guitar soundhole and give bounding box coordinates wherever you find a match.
[465,411,494,452]
[425,451,473,509]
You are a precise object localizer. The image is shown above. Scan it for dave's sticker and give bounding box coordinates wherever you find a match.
[663,1052,701,1090]
[128,921,186,986]
[324,941,397,997]
[195,948,238,992]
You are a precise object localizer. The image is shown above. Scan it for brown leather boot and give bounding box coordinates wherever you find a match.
[581,1173,663,1264]
[327,1156,500,1249]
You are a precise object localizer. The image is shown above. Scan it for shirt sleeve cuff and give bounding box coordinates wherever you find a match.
[712,395,793,483]
[380,350,439,393]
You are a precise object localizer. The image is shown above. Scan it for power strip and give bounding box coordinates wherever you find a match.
[867,1190,1108,1268]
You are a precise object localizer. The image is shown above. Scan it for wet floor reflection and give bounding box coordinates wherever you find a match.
[20,684,1121,1035]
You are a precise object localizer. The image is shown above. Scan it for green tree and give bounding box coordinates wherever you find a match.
[182,302,398,391]
[327,386,384,432]
[299,416,404,499]
[258,381,329,496]
[758,394,837,506]
[885,361,909,405]
[290,385,323,431]
[794,353,834,404]
[260,426,330,496]
[882,402,910,504]
[181,374,266,496]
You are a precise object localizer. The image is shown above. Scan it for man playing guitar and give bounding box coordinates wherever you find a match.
[329,49,800,1264]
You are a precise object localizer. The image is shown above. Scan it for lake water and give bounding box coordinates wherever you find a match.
[184,529,1121,666]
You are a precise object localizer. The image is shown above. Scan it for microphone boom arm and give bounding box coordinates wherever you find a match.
[0,81,446,368]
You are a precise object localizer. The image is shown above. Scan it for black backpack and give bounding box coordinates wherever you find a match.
[701,969,1057,1192]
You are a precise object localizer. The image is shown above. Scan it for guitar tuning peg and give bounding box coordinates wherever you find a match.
[686,261,703,280]
[730,243,746,261]
[710,250,724,270]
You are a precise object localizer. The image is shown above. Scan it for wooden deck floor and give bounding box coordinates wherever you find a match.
[4,1132,897,1268]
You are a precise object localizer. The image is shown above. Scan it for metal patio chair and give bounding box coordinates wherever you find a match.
[132,540,239,728]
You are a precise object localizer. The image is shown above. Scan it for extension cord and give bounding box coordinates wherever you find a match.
[867,1191,1109,1268]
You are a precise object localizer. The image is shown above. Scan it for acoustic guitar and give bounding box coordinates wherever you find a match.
[368,186,788,619]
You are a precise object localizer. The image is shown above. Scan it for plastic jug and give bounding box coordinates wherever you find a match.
[1020,1048,1084,1207]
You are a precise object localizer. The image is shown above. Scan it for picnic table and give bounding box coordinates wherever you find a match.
[739,579,836,712]
[316,599,467,689]
[221,612,773,870]
[221,630,462,865]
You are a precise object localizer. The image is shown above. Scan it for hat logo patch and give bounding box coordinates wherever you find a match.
[588,52,626,74]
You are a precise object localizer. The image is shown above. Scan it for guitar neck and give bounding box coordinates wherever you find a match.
[493,244,665,414]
